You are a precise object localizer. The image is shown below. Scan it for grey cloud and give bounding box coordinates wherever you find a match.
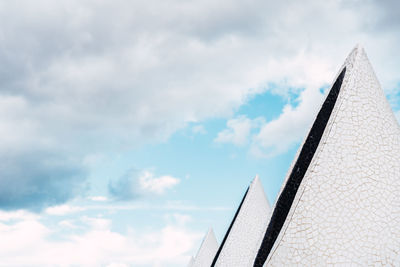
[108,169,179,200]
[0,0,400,210]
[108,169,141,200]
[0,151,87,211]
[359,0,400,31]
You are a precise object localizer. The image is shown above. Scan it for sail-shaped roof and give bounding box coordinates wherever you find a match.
[213,176,271,266]
[189,228,219,267]
[254,45,400,266]
[187,256,194,267]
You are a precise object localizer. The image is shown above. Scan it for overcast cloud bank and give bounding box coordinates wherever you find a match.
[1,0,400,210]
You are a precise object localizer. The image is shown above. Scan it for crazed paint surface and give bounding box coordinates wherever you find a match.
[263,46,400,265]
[189,228,219,267]
[254,66,346,266]
[214,176,271,266]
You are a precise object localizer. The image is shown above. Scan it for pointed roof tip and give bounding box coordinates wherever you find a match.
[338,44,367,77]
[204,227,217,242]
[206,227,216,238]
[354,43,364,51]
[346,44,374,73]
[192,228,219,267]
[259,45,400,266]
[354,44,369,58]
[253,174,260,183]
[250,174,270,207]
[251,174,266,193]
[251,174,263,190]
[213,173,271,266]
[187,256,195,267]
[348,43,363,59]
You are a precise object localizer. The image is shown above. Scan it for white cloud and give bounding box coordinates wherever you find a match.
[215,116,264,146]
[215,86,326,157]
[165,213,193,226]
[139,171,180,194]
[252,86,325,157]
[106,264,129,267]
[0,212,201,267]
[81,216,111,230]
[84,202,231,212]
[45,205,85,216]
[88,196,108,202]
[0,210,39,222]
[0,219,49,254]
[109,170,181,199]
[192,125,207,135]
[59,220,79,229]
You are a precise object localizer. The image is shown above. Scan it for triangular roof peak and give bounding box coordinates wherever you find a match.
[255,45,400,265]
[189,227,219,267]
[212,176,271,266]
[251,174,261,188]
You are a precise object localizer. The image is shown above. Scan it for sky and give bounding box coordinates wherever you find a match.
[1,0,400,266]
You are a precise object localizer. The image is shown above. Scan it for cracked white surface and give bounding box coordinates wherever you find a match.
[187,256,195,267]
[215,176,271,267]
[266,46,400,265]
[189,228,218,267]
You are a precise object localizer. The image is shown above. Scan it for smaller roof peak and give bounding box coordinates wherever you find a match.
[187,256,195,267]
[212,175,271,266]
[206,227,216,239]
[191,228,219,267]
[354,43,364,51]
[253,174,260,183]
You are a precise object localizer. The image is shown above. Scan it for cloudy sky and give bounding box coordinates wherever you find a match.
[1,0,400,266]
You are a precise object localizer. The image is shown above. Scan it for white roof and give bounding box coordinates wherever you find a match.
[261,46,400,265]
[186,256,194,267]
[213,176,271,266]
[189,228,219,267]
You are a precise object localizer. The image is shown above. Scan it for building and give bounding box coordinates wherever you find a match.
[190,45,400,266]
